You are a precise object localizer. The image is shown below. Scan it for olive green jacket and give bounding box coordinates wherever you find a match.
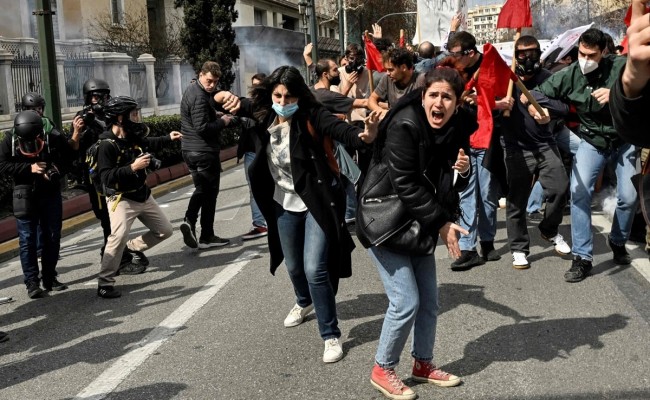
[535,55,627,150]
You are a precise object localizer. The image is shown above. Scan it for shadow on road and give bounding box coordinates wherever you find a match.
[442,313,629,377]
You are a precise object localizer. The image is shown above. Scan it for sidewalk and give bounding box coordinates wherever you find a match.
[0,157,239,264]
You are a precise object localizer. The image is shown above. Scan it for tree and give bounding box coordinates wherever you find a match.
[89,8,184,60]
[174,0,240,90]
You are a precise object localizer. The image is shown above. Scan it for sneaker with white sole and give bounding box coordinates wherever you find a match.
[242,226,268,241]
[283,303,314,327]
[323,338,344,363]
[512,251,530,269]
[198,235,230,249]
[542,232,571,255]
[180,220,198,249]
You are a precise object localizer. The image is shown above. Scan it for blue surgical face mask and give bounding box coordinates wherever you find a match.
[272,102,299,118]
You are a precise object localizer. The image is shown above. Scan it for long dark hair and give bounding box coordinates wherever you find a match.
[249,66,319,122]
[373,66,465,161]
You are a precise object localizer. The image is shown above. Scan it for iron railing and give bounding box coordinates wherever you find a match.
[11,51,41,112]
[128,59,148,107]
[63,53,95,108]
[154,60,173,106]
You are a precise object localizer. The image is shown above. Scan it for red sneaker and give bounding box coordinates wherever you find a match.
[242,226,268,241]
[412,360,461,387]
[370,364,416,400]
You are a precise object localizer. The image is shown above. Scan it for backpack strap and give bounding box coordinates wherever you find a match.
[306,120,340,177]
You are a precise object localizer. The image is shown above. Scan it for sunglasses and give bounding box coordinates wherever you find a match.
[448,48,473,58]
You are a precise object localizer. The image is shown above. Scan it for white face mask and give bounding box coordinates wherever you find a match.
[578,58,598,75]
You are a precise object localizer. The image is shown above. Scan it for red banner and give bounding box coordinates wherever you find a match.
[364,36,385,72]
[496,0,532,29]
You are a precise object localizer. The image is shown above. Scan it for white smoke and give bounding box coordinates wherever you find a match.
[594,186,618,221]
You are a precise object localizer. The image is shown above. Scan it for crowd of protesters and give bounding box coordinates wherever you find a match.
[2,9,650,399]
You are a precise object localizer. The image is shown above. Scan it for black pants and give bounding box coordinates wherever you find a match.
[183,150,221,239]
[504,146,568,254]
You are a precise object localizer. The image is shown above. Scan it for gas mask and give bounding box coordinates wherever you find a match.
[515,48,542,77]
[122,109,150,139]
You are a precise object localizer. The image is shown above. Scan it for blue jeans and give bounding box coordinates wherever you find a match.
[369,246,439,367]
[571,140,638,260]
[244,152,266,228]
[16,190,62,286]
[275,203,340,340]
[342,176,357,223]
[527,126,580,213]
[458,149,499,251]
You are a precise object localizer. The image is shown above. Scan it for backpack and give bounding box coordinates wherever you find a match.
[85,138,122,197]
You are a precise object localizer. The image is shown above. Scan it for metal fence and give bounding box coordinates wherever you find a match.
[63,53,94,108]
[128,59,148,107]
[154,60,173,106]
[11,51,41,112]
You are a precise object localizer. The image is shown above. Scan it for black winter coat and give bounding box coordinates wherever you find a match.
[247,105,366,278]
[180,82,225,153]
[359,89,476,253]
[97,131,171,203]
[0,126,75,192]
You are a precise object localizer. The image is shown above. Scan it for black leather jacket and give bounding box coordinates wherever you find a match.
[357,89,476,254]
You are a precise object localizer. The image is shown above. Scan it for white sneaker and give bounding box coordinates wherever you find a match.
[544,233,571,255]
[323,338,343,363]
[512,252,530,269]
[283,303,314,327]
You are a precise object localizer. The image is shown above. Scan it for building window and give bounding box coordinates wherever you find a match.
[281,15,297,31]
[111,0,124,25]
[254,8,266,26]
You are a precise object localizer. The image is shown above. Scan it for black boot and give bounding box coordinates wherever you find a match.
[608,237,631,265]
[480,241,501,261]
[451,250,485,271]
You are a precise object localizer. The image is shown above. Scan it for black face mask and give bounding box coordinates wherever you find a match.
[329,74,341,86]
[515,57,541,76]
[123,118,150,140]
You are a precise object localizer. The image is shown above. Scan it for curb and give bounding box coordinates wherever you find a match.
[0,155,240,264]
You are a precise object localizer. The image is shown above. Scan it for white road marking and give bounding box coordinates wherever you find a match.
[73,250,258,400]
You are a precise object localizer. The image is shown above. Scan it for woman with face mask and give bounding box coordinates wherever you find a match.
[241,66,379,364]
[356,67,474,399]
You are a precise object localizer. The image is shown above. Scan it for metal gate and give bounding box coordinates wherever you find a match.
[128,59,148,106]
[11,51,41,112]
[64,53,95,108]
[154,60,173,106]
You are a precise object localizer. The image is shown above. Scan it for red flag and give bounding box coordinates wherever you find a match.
[364,35,385,72]
[467,43,518,148]
[621,5,650,54]
[496,0,532,29]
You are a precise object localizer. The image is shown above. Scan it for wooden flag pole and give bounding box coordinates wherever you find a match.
[515,79,546,117]
[364,30,375,93]
[503,29,521,117]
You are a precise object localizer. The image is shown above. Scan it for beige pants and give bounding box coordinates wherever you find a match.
[98,195,173,286]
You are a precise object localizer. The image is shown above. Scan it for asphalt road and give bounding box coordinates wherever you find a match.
[0,163,649,400]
